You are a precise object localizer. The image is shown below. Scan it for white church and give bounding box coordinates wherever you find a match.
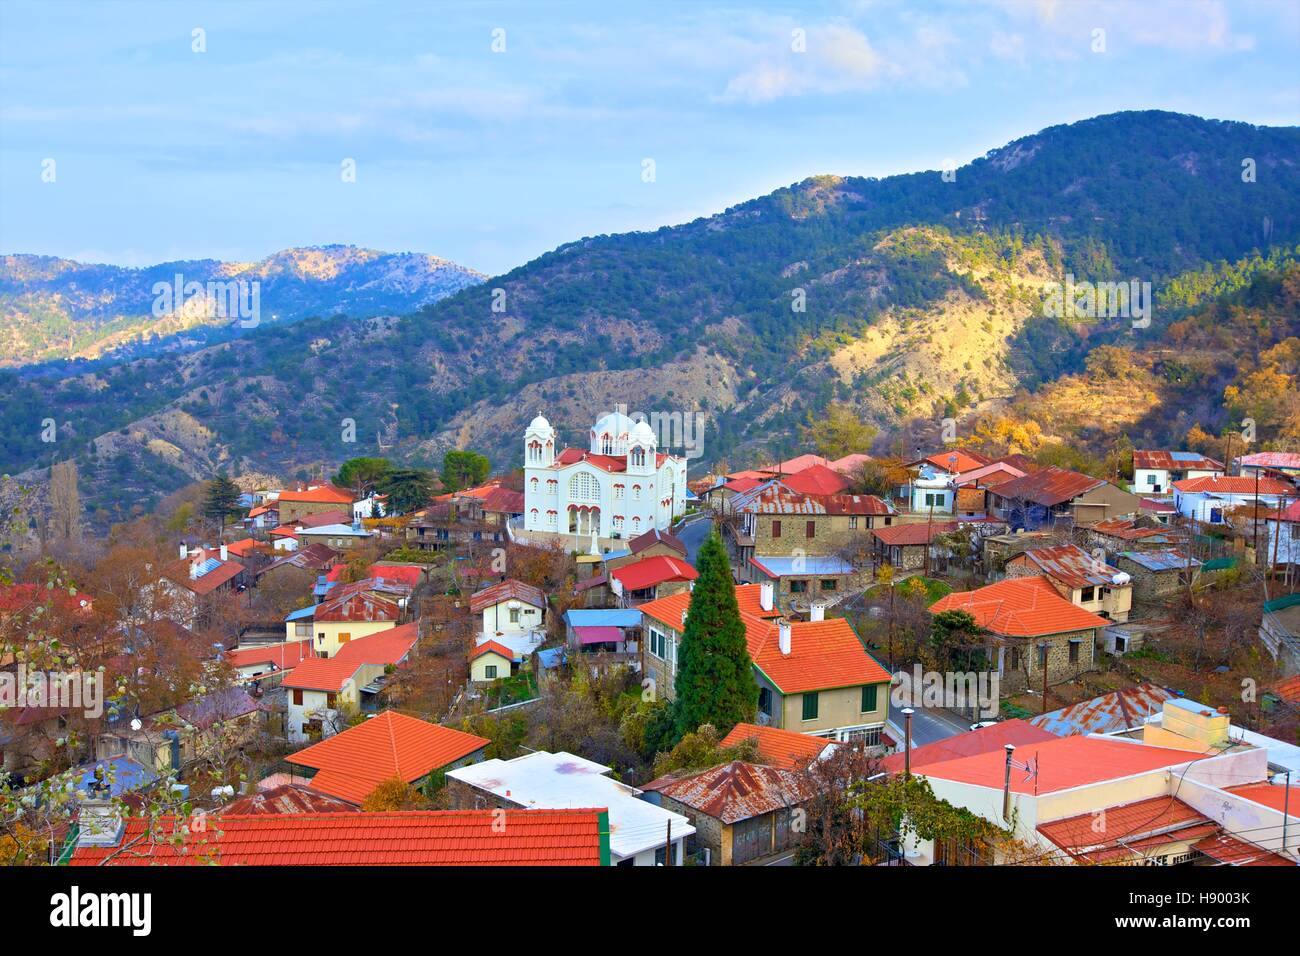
[522,406,688,540]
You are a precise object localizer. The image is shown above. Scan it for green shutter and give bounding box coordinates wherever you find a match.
[862,684,878,713]
[802,692,819,721]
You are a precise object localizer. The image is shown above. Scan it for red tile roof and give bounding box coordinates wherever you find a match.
[471,640,516,662]
[1192,832,1296,866]
[469,579,547,613]
[287,710,490,803]
[880,719,1055,774]
[1133,450,1224,472]
[0,583,93,614]
[640,583,780,629]
[644,761,813,824]
[781,464,852,496]
[611,555,698,591]
[930,576,1109,637]
[871,521,958,547]
[1271,675,1300,704]
[1173,475,1293,495]
[293,508,353,529]
[1036,796,1213,863]
[719,723,834,770]
[326,563,424,588]
[917,736,1198,794]
[991,466,1106,506]
[277,484,354,504]
[228,640,314,672]
[163,558,243,596]
[69,808,605,866]
[225,538,260,557]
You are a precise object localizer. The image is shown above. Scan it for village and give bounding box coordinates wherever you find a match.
[3,408,1297,868]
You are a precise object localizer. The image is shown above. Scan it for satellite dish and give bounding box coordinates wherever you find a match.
[130,718,143,731]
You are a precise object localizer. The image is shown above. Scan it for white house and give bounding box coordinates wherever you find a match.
[1263,500,1300,571]
[446,750,695,865]
[352,494,386,521]
[469,579,547,660]
[523,407,687,540]
[1172,475,1290,524]
[1131,450,1223,495]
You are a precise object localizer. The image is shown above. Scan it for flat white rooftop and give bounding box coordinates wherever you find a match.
[447,750,694,860]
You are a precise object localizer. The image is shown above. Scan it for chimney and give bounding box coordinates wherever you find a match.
[759,581,774,612]
[77,787,124,849]
[681,609,687,627]
[903,708,914,777]
[778,618,791,656]
[179,542,188,559]
[219,544,228,562]
[809,602,825,622]
[1002,744,1016,823]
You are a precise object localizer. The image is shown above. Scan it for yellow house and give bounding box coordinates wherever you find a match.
[285,581,402,657]
[1004,545,1134,623]
[470,641,515,683]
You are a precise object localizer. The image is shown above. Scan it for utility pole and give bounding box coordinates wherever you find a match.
[664,820,673,866]
[902,708,914,779]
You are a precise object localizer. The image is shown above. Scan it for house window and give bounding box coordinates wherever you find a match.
[1010,647,1021,670]
[485,664,498,679]
[1114,635,1128,653]
[772,520,782,539]
[509,608,520,624]
[1037,644,1049,668]
[1146,474,1157,485]
[862,685,878,713]
[802,692,819,721]
[1068,639,1081,664]
[820,579,838,591]
[292,689,303,706]
[326,693,337,708]
[758,686,772,715]
[846,727,882,747]
[338,632,351,644]
[1080,586,1096,602]
[790,580,808,593]
[295,623,311,637]
[806,520,816,539]
[848,516,858,530]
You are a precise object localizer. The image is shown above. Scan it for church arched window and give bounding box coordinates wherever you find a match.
[630,446,646,467]
[632,484,641,500]
[613,483,624,500]
[528,440,542,463]
[529,508,539,526]
[529,477,538,493]
[568,472,598,501]
[632,516,641,533]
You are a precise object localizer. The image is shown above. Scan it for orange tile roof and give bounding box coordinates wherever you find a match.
[745,614,892,694]
[640,583,780,631]
[918,736,1199,795]
[69,808,604,865]
[640,584,885,693]
[872,521,958,546]
[719,723,833,770]
[912,450,990,473]
[282,623,417,691]
[929,575,1109,637]
[1271,675,1300,704]
[286,710,490,803]
[277,484,355,504]
[1173,475,1293,495]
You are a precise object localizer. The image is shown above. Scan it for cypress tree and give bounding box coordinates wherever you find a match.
[673,530,758,737]
[201,472,242,537]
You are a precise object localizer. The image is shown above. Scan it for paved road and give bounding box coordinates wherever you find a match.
[675,514,714,566]
[886,704,972,748]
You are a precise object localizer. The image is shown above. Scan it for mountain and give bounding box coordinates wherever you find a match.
[0,245,485,367]
[5,111,1299,518]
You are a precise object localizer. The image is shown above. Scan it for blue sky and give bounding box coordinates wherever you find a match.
[1,0,1297,276]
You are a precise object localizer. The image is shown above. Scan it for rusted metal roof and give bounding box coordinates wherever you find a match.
[1133,450,1223,472]
[736,484,893,516]
[1028,682,1175,736]
[1008,544,1120,588]
[991,467,1106,507]
[469,578,547,613]
[646,760,813,824]
[314,581,401,623]
[1092,518,1174,542]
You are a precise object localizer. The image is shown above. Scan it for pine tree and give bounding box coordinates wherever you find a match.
[201,473,242,539]
[673,530,758,738]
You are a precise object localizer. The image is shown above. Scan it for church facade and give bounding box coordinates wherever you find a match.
[522,408,687,539]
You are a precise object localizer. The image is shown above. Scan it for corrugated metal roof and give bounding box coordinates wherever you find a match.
[564,608,642,628]
[1009,544,1120,588]
[647,760,813,824]
[1118,549,1202,572]
[1028,682,1174,736]
[1134,450,1223,471]
[991,466,1106,506]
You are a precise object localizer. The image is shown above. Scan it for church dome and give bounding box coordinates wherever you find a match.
[592,409,634,439]
[631,420,656,445]
[528,415,551,432]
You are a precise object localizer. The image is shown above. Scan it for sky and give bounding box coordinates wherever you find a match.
[1,0,1297,277]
